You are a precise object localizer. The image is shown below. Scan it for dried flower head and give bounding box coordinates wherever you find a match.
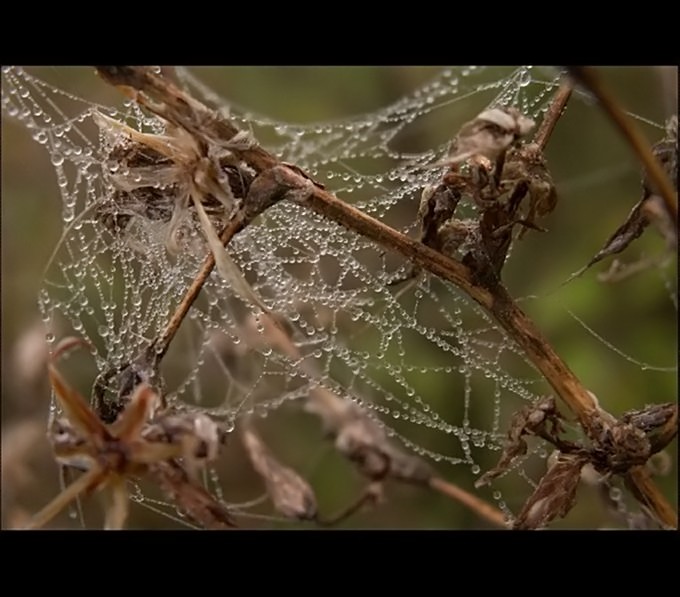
[446,106,535,166]
[27,337,232,530]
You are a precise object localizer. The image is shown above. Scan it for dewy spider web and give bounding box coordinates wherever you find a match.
[2,66,673,528]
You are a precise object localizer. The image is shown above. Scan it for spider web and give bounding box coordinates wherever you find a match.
[2,66,674,528]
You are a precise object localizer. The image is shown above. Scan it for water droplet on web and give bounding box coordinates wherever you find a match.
[45,332,55,343]
[471,464,481,475]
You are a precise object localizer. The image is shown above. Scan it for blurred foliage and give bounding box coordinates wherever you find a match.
[1,66,677,529]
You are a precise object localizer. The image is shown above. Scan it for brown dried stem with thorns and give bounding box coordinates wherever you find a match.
[94,67,676,529]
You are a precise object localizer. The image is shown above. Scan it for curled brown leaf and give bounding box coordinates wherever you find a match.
[513,452,588,530]
[476,396,564,488]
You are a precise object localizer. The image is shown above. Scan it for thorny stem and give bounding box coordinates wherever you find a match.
[96,67,677,529]
[567,66,678,221]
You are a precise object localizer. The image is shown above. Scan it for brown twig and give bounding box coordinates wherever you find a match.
[95,66,676,529]
[533,81,574,150]
[154,211,246,358]
[567,66,678,221]
[316,483,383,527]
[429,476,507,527]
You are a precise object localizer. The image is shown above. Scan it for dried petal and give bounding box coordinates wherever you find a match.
[191,189,270,314]
[49,360,110,444]
[109,384,161,442]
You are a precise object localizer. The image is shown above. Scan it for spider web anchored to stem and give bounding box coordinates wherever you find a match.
[2,66,673,528]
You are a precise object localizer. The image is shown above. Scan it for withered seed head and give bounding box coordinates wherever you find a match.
[447,106,535,165]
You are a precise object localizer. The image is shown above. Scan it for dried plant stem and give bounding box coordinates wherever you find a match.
[292,175,603,431]
[96,67,676,529]
[155,212,246,357]
[625,466,678,529]
[533,81,573,150]
[429,477,507,527]
[317,483,382,526]
[568,66,678,220]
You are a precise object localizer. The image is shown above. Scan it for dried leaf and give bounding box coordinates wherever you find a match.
[241,425,317,521]
[566,116,677,282]
[641,195,677,250]
[476,397,562,488]
[513,452,588,530]
[579,199,649,274]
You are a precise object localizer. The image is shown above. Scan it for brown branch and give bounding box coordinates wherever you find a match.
[95,66,676,529]
[154,211,247,358]
[625,466,678,530]
[533,81,574,150]
[429,476,507,528]
[567,66,678,221]
[316,483,382,527]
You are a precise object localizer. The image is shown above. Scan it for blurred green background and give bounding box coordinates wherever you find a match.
[1,66,677,529]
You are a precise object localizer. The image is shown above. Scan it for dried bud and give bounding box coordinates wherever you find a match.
[334,411,432,484]
[143,411,221,476]
[621,402,677,455]
[242,424,318,521]
[447,107,535,165]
